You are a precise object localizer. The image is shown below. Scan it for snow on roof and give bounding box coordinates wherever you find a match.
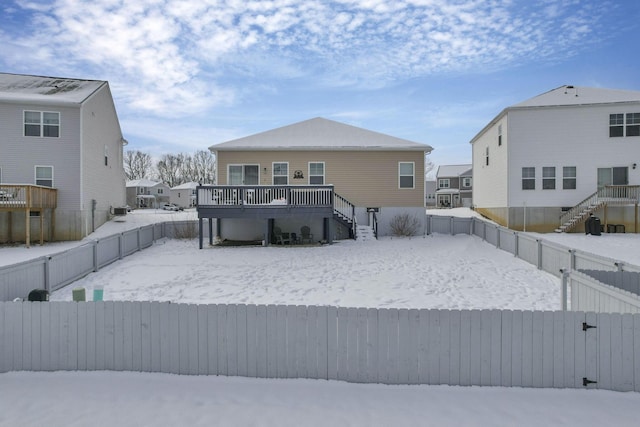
[126,178,161,188]
[210,117,432,152]
[0,73,106,105]
[513,85,640,108]
[171,182,199,190]
[436,164,472,178]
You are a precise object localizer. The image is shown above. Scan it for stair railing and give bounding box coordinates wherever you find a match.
[558,185,640,231]
[558,190,599,229]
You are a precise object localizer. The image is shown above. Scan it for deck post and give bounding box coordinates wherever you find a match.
[198,217,203,249]
[208,218,213,245]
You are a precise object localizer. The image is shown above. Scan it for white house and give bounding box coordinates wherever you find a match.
[470,85,640,232]
[0,73,127,243]
[170,182,198,208]
[435,164,472,208]
[126,179,170,209]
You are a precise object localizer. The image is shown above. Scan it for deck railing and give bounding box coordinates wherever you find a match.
[0,184,57,210]
[197,185,335,208]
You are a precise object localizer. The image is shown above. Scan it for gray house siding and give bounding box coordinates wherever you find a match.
[80,85,126,235]
[0,78,126,242]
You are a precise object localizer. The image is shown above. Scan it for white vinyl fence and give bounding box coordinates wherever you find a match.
[562,270,640,313]
[0,221,202,302]
[428,215,640,314]
[1,301,639,392]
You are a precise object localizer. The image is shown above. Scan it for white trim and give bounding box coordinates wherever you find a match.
[34,165,54,187]
[308,161,325,185]
[398,161,415,189]
[228,164,260,185]
[272,161,289,185]
[23,110,60,138]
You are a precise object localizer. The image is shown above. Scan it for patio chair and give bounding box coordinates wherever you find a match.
[300,226,313,244]
[273,226,291,245]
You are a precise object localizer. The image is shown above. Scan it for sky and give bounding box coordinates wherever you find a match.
[1,1,640,168]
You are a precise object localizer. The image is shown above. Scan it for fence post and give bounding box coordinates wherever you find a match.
[495,225,500,248]
[44,256,50,292]
[560,269,569,311]
[119,234,124,260]
[568,249,576,271]
[137,228,141,252]
[450,217,454,235]
[514,232,519,257]
[93,240,99,272]
[536,239,542,269]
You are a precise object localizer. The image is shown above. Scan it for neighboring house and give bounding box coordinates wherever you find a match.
[126,179,170,209]
[425,180,437,207]
[0,73,127,244]
[170,181,198,208]
[470,85,640,233]
[197,117,433,245]
[435,164,472,208]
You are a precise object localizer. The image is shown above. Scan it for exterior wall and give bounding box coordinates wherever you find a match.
[171,188,196,208]
[0,101,83,241]
[356,206,427,237]
[471,116,509,216]
[216,150,425,208]
[507,105,640,209]
[80,84,126,237]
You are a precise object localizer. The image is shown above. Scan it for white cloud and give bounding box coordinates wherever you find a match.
[2,0,617,117]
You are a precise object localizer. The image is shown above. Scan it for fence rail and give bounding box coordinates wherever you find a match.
[0,221,203,302]
[1,301,638,392]
[563,270,640,313]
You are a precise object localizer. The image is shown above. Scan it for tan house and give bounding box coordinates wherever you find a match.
[197,117,433,246]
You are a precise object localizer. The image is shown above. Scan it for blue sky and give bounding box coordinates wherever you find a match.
[2,0,639,169]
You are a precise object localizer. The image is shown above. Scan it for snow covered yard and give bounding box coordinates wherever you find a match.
[49,234,560,310]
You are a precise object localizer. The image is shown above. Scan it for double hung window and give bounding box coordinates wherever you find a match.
[25,111,60,137]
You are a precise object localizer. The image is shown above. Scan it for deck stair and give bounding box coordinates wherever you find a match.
[333,193,357,239]
[355,225,376,242]
[556,185,639,233]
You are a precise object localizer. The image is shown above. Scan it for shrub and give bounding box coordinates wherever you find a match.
[171,221,198,239]
[389,213,420,237]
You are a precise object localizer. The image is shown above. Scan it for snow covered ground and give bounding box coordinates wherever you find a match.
[2,208,640,426]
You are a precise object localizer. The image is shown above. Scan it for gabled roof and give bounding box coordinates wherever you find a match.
[171,181,199,190]
[210,117,432,152]
[470,85,640,145]
[436,164,472,178]
[513,85,640,108]
[126,178,162,188]
[0,73,105,105]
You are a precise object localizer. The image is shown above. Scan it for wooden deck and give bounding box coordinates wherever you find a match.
[0,184,58,246]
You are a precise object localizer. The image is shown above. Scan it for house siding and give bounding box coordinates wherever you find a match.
[473,97,640,232]
[80,84,126,235]
[216,150,425,208]
[472,116,509,213]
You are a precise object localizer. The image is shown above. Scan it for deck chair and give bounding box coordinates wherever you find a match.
[300,226,313,244]
[273,226,291,245]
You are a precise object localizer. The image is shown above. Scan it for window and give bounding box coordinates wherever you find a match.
[462,177,472,188]
[522,167,535,190]
[563,167,576,189]
[542,167,556,190]
[309,162,324,185]
[627,113,640,136]
[273,162,288,185]
[438,178,450,189]
[498,124,502,146]
[157,188,164,194]
[228,164,259,185]
[24,111,60,137]
[399,162,414,189]
[598,167,628,189]
[485,147,489,166]
[35,166,53,187]
[610,113,640,137]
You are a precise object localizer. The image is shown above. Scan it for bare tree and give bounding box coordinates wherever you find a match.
[191,150,216,184]
[124,150,153,180]
[425,155,436,179]
[156,154,183,188]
